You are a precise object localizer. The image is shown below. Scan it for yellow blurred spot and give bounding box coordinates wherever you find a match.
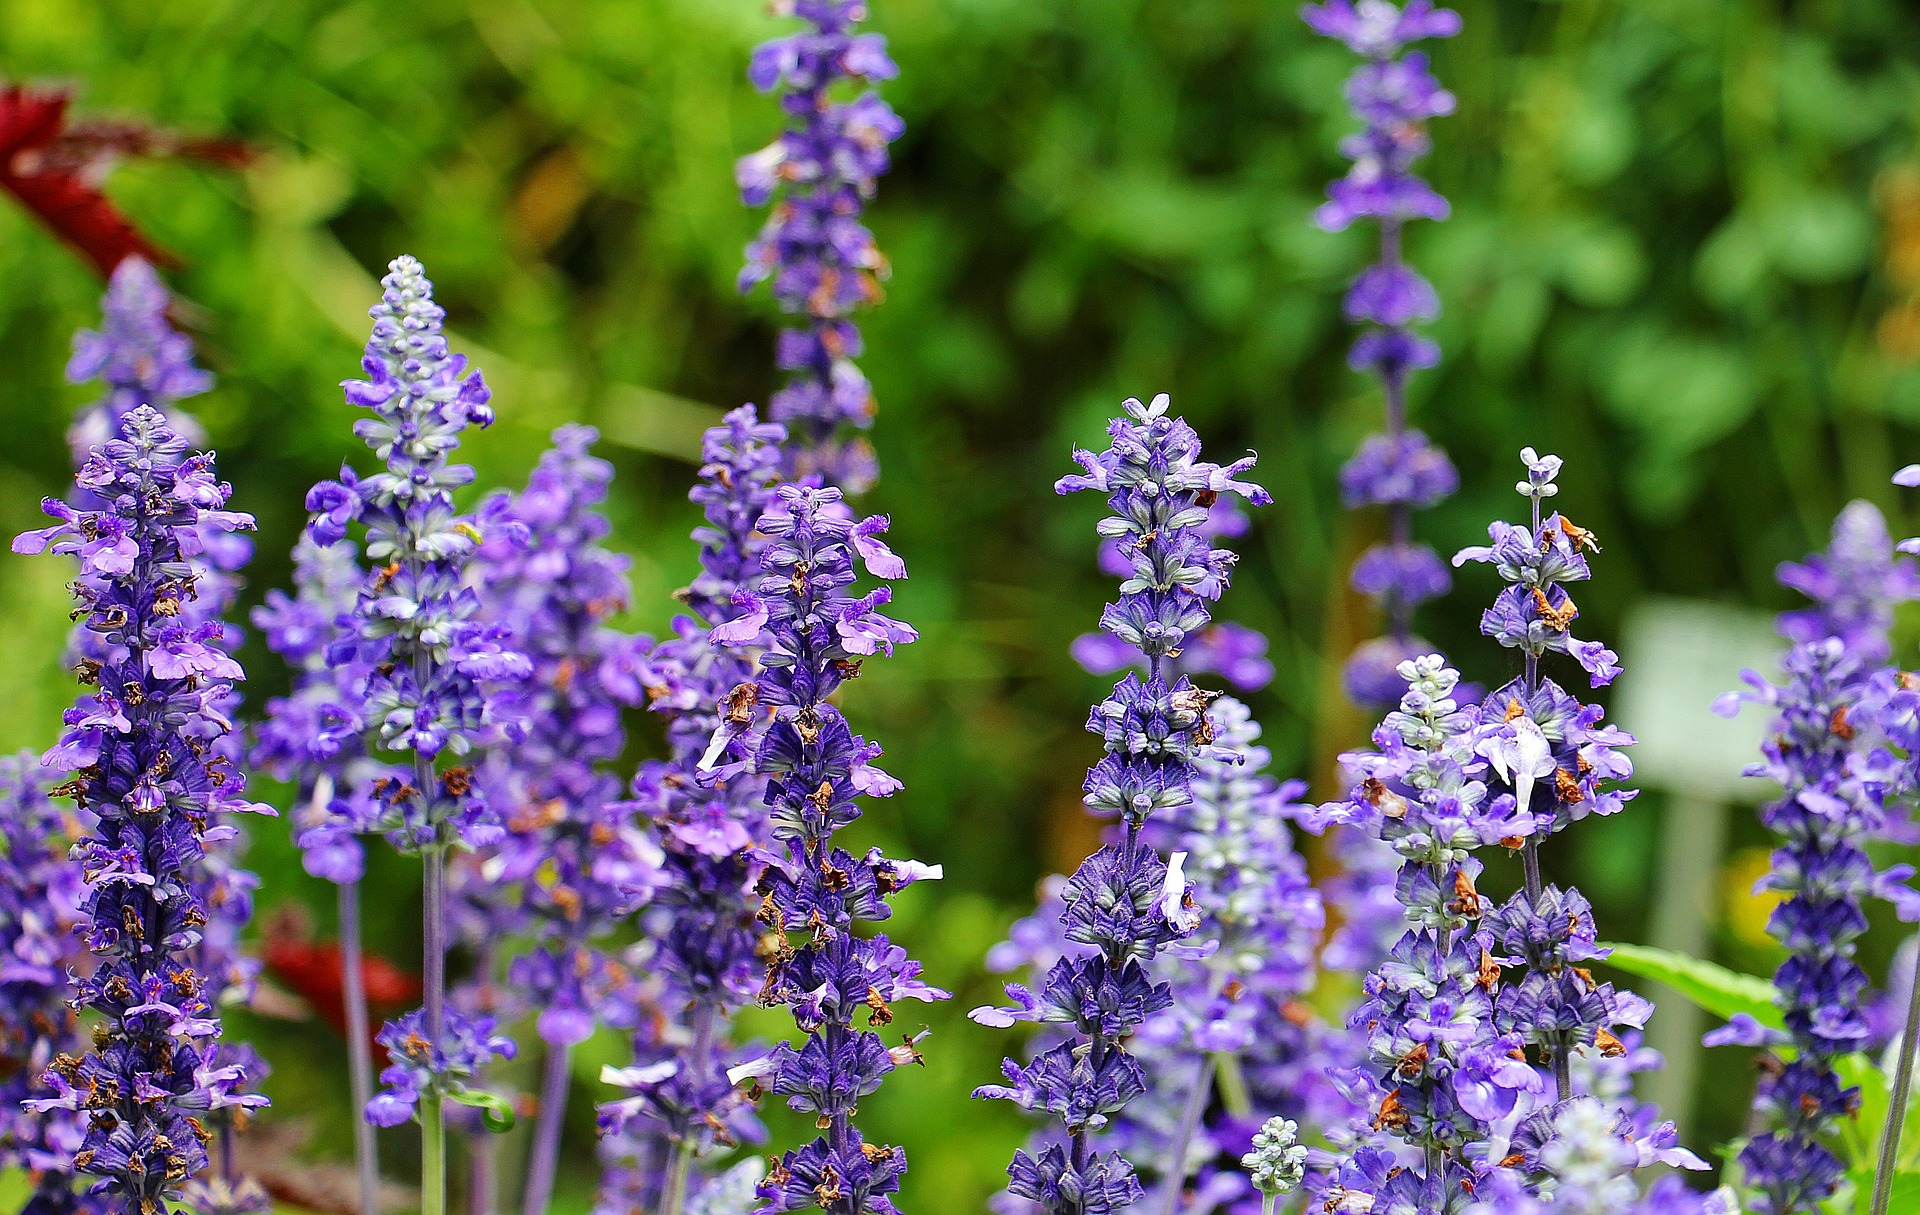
[1722,845,1782,949]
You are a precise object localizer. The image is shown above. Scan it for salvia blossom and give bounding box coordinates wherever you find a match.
[301,257,528,1200]
[1304,0,1463,709]
[1070,502,1276,694]
[983,697,1336,1215]
[1313,654,1540,1211]
[1466,1098,1735,1215]
[973,393,1269,1215]
[63,259,270,1212]
[13,406,269,1214]
[65,255,212,462]
[0,754,97,1215]
[463,424,662,1214]
[254,532,385,881]
[686,476,937,1215]
[1708,499,1920,1215]
[1241,1118,1306,1213]
[597,407,787,1215]
[1453,449,1641,1105]
[366,1009,518,1128]
[737,0,904,491]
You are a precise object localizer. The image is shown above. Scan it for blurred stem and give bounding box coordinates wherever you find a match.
[522,1042,574,1215]
[339,875,380,1215]
[423,837,448,1215]
[1152,1054,1216,1215]
[471,943,498,1215]
[661,1004,719,1215]
[1873,971,1920,1215]
[1214,1052,1251,1119]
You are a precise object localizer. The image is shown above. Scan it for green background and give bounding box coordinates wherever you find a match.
[4,0,1920,1209]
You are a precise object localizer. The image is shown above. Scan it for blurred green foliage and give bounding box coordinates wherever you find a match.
[4,0,1920,1209]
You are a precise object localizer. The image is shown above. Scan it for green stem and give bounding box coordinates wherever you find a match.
[1872,967,1920,1215]
[423,1091,447,1215]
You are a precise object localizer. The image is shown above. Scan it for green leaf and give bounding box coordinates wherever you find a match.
[448,1088,517,1134]
[1834,1051,1892,1171]
[1843,1167,1920,1215]
[1600,942,1783,1028]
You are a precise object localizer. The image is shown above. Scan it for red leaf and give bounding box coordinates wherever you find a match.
[0,85,169,276]
[261,935,423,1041]
[0,83,253,277]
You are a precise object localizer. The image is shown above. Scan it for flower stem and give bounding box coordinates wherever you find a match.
[1214,1052,1251,1119]
[422,838,448,1215]
[521,1041,574,1215]
[423,1093,447,1215]
[1872,967,1920,1215]
[340,876,381,1215]
[1152,1054,1216,1215]
[469,941,498,1215]
[660,1004,719,1215]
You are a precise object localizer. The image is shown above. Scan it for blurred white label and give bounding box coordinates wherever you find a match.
[1613,597,1781,803]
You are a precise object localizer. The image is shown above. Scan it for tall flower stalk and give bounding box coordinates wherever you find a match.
[1304,0,1462,707]
[1303,4,1468,1089]
[596,407,787,1215]
[737,0,903,492]
[64,256,213,462]
[973,393,1270,1215]
[14,406,268,1215]
[302,256,529,1215]
[1453,449,1634,1105]
[698,480,941,1215]
[254,532,386,1215]
[1714,499,1920,1215]
[65,254,269,1210]
[983,698,1333,1215]
[0,754,96,1215]
[464,425,662,1215]
[1314,653,1539,1212]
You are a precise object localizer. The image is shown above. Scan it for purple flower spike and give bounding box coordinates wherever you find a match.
[1714,496,1920,1215]
[1321,452,1698,1208]
[983,695,1346,1211]
[1307,0,1461,720]
[14,406,270,1215]
[1313,656,1541,1207]
[294,258,530,1215]
[301,255,529,852]
[978,394,1271,1215]
[367,1009,517,1128]
[466,425,661,1043]
[65,256,212,462]
[673,477,940,1215]
[0,754,100,1215]
[739,0,903,491]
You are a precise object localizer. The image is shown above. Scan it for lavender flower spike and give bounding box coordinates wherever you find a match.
[1313,654,1540,1212]
[303,256,529,1215]
[1454,450,1644,1106]
[65,255,212,462]
[466,425,664,1215]
[0,754,98,1215]
[1465,1099,1738,1215]
[697,478,941,1215]
[1710,499,1920,1215]
[974,393,1267,1215]
[13,406,269,1214]
[596,407,786,1215]
[1304,0,1463,707]
[738,0,904,491]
